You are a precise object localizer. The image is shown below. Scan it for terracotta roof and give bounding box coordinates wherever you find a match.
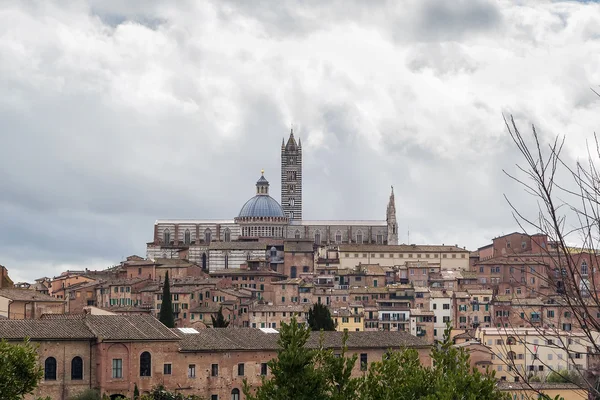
[250,304,307,313]
[0,319,94,339]
[84,314,180,341]
[283,240,314,253]
[209,269,285,277]
[0,289,64,302]
[178,329,430,352]
[189,304,223,313]
[339,244,469,253]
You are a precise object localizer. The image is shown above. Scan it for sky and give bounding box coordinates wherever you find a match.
[1,0,600,283]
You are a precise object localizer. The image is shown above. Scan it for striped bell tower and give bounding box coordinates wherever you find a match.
[281,129,302,221]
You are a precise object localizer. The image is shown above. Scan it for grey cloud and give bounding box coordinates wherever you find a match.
[0,0,598,282]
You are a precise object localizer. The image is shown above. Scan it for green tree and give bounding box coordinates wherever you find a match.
[358,324,508,400]
[133,383,140,400]
[307,303,336,331]
[0,339,44,400]
[68,389,101,400]
[243,318,327,400]
[315,331,361,400]
[546,369,583,385]
[159,272,175,328]
[210,306,230,328]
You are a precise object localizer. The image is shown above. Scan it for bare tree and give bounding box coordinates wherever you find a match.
[494,114,600,398]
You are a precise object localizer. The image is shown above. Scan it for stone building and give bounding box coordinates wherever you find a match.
[147,130,398,272]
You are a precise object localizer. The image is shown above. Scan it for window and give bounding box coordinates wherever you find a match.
[231,389,240,400]
[164,363,172,375]
[211,396,218,400]
[211,364,219,377]
[547,310,555,318]
[295,230,301,239]
[71,356,83,380]
[188,364,196,378]
[184,229,191,244]
[205,228,212,243]
[290,266,297,279]
[224,228,231,242]
[261,363,268,376]
[45,357,57,380]
[360,353,368,371]
[335,231,342,244]
[356,231,363,244]
[443,304,450,310]
[140,352,152,376]
[582,261,588,276]
[237,363,245,376]
[163,229,170,244]
[315,232,321,244]
[376,234,383,244]
[112,359,123,379]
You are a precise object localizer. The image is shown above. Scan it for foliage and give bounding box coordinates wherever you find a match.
[69,389,101,400]
[546,369,584,385]
[243,318,327,400]
[133,384,140,400]
[307,302,336,331]
[159,271,175,328]
[139,385,205,400]
[0,339,44,400]
[359,323,507,400]
[315,330,361,400]
[244,318,507,400]
[211,306,230,328]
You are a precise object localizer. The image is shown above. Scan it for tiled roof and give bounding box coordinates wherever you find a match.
[283,240,314,253]
[0,289,64,302]
[84,314,181,341]
[3,314,180,341]
[0,319,95,339]
[209,269,286,277]
[178,329,429,352]
[339,244,469,253]
[250,304,307,313]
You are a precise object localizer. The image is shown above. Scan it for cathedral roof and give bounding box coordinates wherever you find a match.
[238,195,285,218]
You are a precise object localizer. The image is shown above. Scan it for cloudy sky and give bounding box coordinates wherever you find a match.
[1,0,599,282]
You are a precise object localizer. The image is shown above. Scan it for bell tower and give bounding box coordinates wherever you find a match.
[281,129,302,221]
[387,186,398,245]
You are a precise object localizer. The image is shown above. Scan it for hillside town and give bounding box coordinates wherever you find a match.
[0,131,598,400]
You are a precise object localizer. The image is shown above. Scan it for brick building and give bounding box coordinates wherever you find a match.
[0,314,431,400]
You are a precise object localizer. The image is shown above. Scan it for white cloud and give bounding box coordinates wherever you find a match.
[1,0,599,281]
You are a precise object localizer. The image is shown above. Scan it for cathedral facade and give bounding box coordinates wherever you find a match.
[147,130,398,271]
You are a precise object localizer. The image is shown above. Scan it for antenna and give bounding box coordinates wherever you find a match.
[408,226,410,244]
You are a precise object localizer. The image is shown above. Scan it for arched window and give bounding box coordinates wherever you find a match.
[224,228,231,242]
[289,198,295,207]
[290,211,294,219]
[270,247,277,258]
[246,252,251,261]
[71,356,83,380]
[315,231,321,245]
[140,352,151,377]
[204,229,212,244]
[295,230,300,239]
[163,229,170,244]
[45,357,57,380]
[582,261,588,276]
[356,230,363,244]
[376,233,383,245]
[184,229,191,245]
[507,337,516,345]
[290,266,297,279]
[335,230,342,244]
[225,254,229,269]
[231,388,240,400]
[303,266,309,273]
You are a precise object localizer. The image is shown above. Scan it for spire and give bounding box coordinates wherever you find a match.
[388,185,396,213]
[298,136,301,147]
[285,128,297,150]
[256,170,269,195]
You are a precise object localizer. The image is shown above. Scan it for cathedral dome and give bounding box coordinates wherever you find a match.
[238,195,285,218]
[237,171,285,218]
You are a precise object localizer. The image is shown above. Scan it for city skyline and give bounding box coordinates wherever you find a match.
[2,0,600,282]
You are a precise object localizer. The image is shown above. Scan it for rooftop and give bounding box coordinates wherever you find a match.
[177,328,429,352]
[0,289,64,302]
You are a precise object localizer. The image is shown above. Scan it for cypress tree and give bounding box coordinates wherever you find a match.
[159,271,175,328]
[211,306,230,328]
[307,303,336,331]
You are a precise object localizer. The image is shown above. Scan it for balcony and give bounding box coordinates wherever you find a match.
[380,316,407,322]
[335,285,349,290]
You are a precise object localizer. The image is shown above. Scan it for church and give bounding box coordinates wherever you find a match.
[146,130,398,271]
